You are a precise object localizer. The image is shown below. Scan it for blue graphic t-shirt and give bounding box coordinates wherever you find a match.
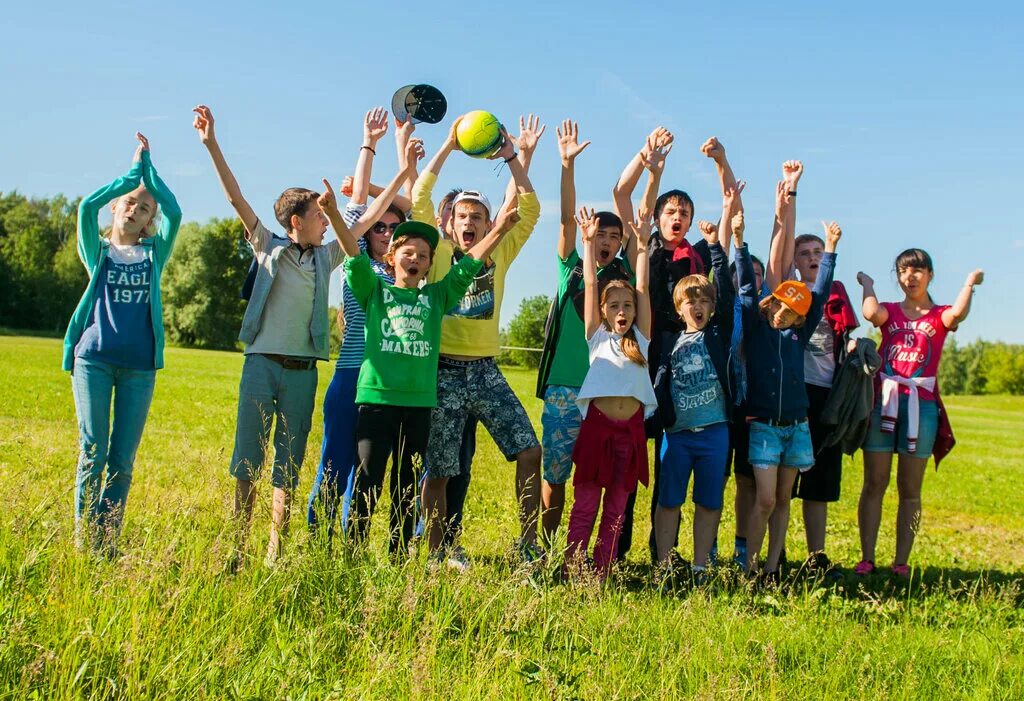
[669,330,728,431]
[74,249,155,370]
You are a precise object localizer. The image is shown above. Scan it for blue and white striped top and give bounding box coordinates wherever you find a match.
[336,203,394,369]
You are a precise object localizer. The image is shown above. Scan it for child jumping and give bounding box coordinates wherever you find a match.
[64,132,181,555]
[855,252,982,576]
[737,211,844,582]
[567,208,657,579]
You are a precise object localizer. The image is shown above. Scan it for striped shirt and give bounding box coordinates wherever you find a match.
[336,203,394,369]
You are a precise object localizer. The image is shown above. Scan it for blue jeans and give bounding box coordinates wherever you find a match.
[71,357,156,546]
[307,366,359,540]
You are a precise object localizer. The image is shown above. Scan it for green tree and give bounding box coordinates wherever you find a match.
[983,343,1024,395]
[502,295,551,369]
[161,218,250,350]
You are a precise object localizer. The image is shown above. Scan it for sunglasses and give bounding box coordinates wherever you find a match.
[371,222,401,235]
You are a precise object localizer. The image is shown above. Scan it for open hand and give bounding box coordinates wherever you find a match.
[775,180,792,219]
[576,206,599,243]
[192,105,215,144]
[632,208,653,251]
[641,129,673,172]
[516,114,546,156]
[556,119,591,165]
[401,138,426,174]
[364,107,389,146]
[723,181,745,213]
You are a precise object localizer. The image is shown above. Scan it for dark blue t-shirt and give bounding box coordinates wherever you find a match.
[75,253,155,370]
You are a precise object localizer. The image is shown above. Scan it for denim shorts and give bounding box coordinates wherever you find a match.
[658,422,730,509]
[863,395,938,458]
[748,419,814,471]
[541,385,582,485]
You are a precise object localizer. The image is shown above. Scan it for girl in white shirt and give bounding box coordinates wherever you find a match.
[567,208,657,578]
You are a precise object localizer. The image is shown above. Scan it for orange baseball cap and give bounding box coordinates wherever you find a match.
[771,280,812,317]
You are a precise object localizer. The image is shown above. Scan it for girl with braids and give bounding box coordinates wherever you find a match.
[566,208,657,578]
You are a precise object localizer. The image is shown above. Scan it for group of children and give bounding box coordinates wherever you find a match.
[64,106,983,585]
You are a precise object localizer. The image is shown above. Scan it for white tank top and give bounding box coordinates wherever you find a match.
[575,325,658,419]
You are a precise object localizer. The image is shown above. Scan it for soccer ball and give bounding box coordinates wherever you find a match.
[456,110,503,158]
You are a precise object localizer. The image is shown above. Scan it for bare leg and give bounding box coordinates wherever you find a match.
[266,487,292,564]
[516,445,542,547]
[894,454,928,566]
[858,451,893,563]
[745,467,778,572]
[803,500,828,554]
[765,468,799,572]
[541,480,565,548]
[693,505,722,568]
[422,475,449,553]
[654,505,681,563]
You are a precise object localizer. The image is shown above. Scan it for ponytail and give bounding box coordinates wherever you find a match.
[620,326,647,367]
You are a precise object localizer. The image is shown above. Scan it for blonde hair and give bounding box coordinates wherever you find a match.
[673,274,716,313]
[600,280,646,367]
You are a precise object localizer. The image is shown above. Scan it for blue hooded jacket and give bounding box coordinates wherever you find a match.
[736,244,836,422]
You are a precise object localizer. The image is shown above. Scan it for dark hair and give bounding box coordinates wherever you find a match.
[894,248,934,274]
[729,254,764,279]
[654,189,695,219]
[438,187,463,217]
[794,233,824,249]
[595,211,623,234]
[274,188,319,231]
[383,203,406,223]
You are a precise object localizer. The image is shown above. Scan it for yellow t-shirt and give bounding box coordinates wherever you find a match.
[413,171,540,357]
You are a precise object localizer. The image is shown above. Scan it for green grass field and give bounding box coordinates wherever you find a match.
[1,335,1023,699]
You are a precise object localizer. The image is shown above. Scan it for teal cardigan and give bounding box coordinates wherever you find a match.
[62,152,182,371]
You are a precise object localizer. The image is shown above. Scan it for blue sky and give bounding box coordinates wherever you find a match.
[3,1,1022,342]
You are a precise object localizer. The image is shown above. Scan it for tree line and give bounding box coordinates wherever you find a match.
[1,191,1019,395]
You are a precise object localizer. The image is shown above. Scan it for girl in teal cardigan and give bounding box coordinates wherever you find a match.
[63,133,181,555]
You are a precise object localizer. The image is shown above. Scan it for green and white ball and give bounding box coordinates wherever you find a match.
[456,110,503,158]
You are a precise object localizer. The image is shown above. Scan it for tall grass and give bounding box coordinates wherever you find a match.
[1,337,1022,698]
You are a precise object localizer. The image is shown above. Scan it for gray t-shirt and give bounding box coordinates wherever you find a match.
[668,330,728,431]
[245,220,343,359]
[804,314,836,388]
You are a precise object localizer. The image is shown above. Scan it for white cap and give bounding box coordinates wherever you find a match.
[451,190,492,218]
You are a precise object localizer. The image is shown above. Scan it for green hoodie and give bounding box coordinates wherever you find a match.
[345,252,483,407]
[62,151,182,371]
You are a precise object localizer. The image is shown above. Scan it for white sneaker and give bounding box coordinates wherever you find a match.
[446,545,471,572]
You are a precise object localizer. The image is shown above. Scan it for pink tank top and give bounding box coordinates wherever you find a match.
[877,302,951,402]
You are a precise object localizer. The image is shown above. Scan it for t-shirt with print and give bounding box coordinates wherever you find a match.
[414,171,540,357]
[345,252,484,407]
[546,249,633,389]
[74,244,155,370]
[803,314,836,388]
[876,301,952,402]
[245,220,345,359]
[668,330,728,431]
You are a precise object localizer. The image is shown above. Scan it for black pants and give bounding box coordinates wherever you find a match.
[443,415,478,547]
[348,404,431,555]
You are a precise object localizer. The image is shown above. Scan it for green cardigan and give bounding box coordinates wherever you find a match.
[62,152,182,371]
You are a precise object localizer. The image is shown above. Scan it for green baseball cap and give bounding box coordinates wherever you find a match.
[392,220,440,251]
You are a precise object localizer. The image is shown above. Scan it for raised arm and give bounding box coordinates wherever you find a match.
[625,130,673,270]
[77,139,145,268]
[318,179,360,258]
[410,118,460,225]
[350,107,389,206]
[856,272,888,327]
[498,114,546,220]
[942,269,984,329]
[556,119,591,260]
[766,180,793,290]
[350,138,425,239]
[577,207,602,339]
[395,118,417,204]
[780,160,802,276]
[700,136,740,196]
[137,133,182,261]
[366,181,413,214]
[717,181,745,255]
[630,212,653,339]
[193,105,259,237]
[613,127,668,226]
